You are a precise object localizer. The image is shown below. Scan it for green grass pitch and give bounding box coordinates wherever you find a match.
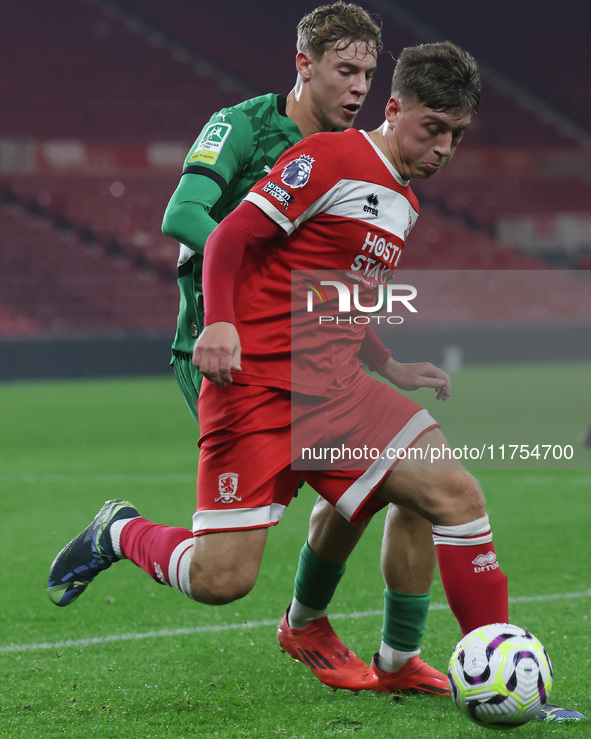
[1,362,590,738]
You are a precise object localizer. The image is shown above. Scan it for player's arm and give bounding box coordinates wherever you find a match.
[359,327,450,399]
[379,356,451,400]
[162,110,252,254]
[195,136,342,386]
[161,174,222,254]
[193,201,282,387]
[358,326,391,371]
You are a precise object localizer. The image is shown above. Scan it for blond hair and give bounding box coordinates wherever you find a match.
[297,1,383,58]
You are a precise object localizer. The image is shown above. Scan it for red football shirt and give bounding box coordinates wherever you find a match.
[209,128,419,396]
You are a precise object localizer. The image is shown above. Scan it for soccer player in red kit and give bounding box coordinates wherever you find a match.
[190,43,509,650]
[47,41,510,686]
[45,41,589,718]
[162,2,454,695]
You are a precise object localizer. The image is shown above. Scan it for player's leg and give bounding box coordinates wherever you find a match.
[277,497,377,691]
[47,498,268,607]
[375,427,509,636]
[378,507,434,671]
[172,353,202,424]
[370,504,448,695]
[114,514,267,604]
[48,382,288,609]
[188,529,267,604]
[287,496,370,630]
[281,496,449,694]
[279,381,448,694]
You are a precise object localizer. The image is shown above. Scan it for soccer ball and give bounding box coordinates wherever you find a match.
[448,623,553,728]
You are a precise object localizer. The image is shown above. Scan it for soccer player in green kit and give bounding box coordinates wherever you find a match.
[161,2,449,694]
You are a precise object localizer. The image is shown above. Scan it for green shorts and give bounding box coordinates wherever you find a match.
[172,352,203,425]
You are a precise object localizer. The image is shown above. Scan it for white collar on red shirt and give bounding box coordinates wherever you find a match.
[359,130,410,187]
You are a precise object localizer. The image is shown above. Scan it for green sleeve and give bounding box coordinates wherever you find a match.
[161,174,221,255]
[161,108,253,255]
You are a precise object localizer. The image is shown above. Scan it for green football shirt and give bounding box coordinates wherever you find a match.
[164,93,303,357]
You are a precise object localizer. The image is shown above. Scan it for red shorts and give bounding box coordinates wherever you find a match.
[194,373,438,535]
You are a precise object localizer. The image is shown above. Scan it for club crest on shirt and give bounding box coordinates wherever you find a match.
[215,473,242,504]
[404,209,414,241]
[281,154,314,188]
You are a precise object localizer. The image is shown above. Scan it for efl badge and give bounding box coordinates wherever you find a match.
[188,122,232,166]
[215,473,242,504]
[281,154,314,188]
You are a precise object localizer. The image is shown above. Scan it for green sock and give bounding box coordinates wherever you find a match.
[382,588,431,652]
[293,540,346,611]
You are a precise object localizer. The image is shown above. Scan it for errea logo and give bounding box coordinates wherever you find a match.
[472,551,499,573]
[363,193,379,216]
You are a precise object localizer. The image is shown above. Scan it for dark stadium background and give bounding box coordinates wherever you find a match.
[1,0,590,380]
[1,7,590,734]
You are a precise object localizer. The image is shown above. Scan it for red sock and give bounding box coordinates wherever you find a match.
[433,515,508,635]
[119,517,194,596]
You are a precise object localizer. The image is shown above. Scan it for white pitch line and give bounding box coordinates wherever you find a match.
[2,590,589,655]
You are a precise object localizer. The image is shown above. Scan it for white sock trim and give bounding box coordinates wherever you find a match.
[378,642,420,672]
[432,514,490,538]
[288,599,327,630]
[168,538,195,597]
[432,515,492,546]
[110,518,137,559]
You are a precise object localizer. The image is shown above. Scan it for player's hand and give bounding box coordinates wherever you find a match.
[192,322,242,388]
[377,358,451,400]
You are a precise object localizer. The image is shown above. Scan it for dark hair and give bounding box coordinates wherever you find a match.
[391,41,481,115]
[297,1,383,58]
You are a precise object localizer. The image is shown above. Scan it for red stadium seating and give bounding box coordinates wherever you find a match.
[4,173,181,273]
[0,0,587,342]
[0,0,235,143]
[0,202,178,336]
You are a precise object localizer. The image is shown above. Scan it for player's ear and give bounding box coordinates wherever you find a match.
[385,96,403,127]
[295,51,314,81]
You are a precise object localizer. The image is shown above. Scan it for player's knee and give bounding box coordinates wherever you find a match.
[189,564,256,605]
[387,503,430,530]
[436,469,486,524]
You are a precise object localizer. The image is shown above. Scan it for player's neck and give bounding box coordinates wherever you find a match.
[285,89,331,138]
[368,123,406,178]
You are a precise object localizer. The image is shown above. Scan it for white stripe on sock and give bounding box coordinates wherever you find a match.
[168,538,194,597]
[432,515,492,547]
[110,518,137,559]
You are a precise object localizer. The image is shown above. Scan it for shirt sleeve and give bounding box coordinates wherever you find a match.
[161,174,222,255]
[161,108,253,254]
[203,201,283,326]
[244,134,341,235]
[358,327,391,371]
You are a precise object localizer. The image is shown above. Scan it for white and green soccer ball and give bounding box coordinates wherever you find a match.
[448,623,553,728]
